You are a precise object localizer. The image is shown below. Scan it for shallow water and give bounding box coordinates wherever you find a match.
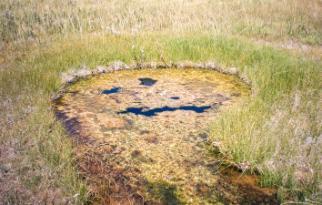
[118,105,212,117]
[101,86,122,95]
[55,68,277,204]
[139,77,158,86]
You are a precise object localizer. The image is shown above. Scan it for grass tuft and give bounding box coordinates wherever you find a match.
[0,0,321,203]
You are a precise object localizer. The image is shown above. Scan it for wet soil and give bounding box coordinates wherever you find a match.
[54,68,278,204]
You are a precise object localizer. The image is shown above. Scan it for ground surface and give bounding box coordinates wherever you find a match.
[1,1,321,203]
[54,68,277,204]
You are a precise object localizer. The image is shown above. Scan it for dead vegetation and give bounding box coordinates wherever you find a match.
[0,0,321,204]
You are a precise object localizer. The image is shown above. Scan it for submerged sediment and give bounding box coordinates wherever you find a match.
[53,64,277,204]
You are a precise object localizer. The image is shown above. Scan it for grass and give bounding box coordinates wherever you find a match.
[1,0,321,45]
[0,0,321,204]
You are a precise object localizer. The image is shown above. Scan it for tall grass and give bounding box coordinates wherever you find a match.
[0,0,321,44]
[0,0,321,204]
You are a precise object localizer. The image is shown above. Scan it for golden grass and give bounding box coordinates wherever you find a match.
[1,0,321,44]
[0,0,321,204]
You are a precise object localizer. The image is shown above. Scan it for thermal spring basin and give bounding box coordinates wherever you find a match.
[54,68,277,204]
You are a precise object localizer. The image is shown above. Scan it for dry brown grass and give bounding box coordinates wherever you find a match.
[0,0,321,204]
[1,0,321,44]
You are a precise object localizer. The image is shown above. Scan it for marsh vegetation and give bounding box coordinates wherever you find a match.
[0,0,321,204]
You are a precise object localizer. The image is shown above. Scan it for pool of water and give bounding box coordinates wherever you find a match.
[118,105,212,117]
[101,86,121,95]
[139,77,158,86]
[170,96,180,100]
[54,68,277,204]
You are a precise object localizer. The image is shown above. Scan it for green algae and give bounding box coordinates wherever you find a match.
[54,68,277,204]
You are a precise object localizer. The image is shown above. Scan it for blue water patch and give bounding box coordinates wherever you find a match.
[139,78,157,86]
[118,105,212,117]
[102,87,121,95]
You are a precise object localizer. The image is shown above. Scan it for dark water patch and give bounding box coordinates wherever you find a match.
[118,105,212,117]
[170,96,180,100]
[217,168,279,205]
[102,87,121,95]
[139,78,157,86]
[55,111,96,145]
[204,162,279,205]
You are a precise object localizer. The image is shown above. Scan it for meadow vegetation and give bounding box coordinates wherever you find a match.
[0,0,321,204]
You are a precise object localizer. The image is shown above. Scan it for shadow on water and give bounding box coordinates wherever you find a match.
[101,87,121,95]
[139,78,158,86]
[170,96,180,100]
[146,181,184,205]
[118,105,212,117]
[203,160,279,205]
